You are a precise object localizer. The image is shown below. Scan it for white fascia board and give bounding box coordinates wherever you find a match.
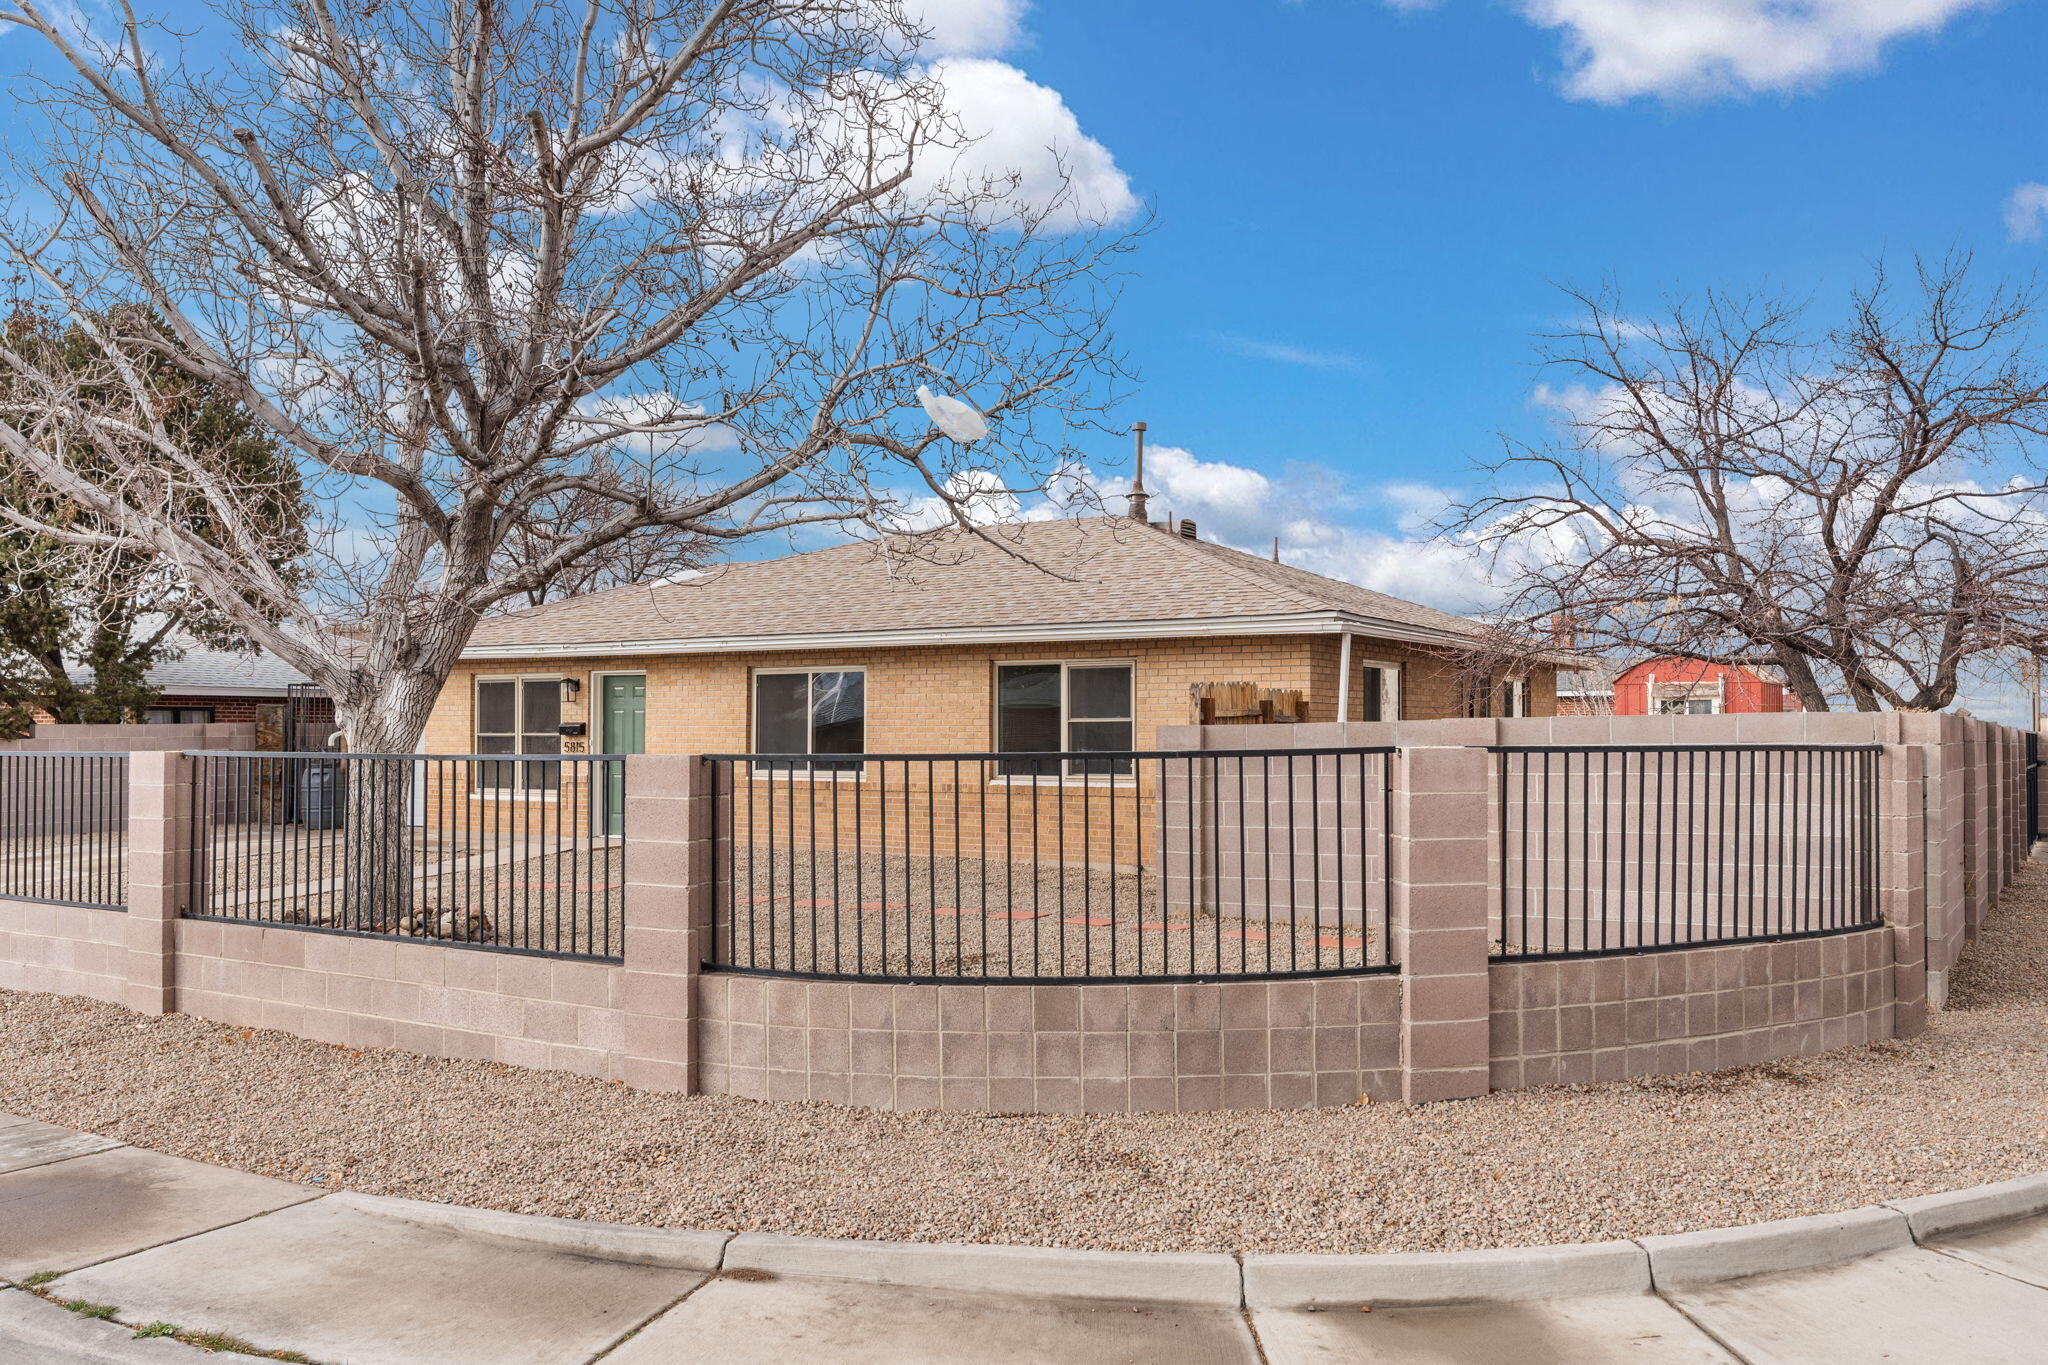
[458,611,1483,662]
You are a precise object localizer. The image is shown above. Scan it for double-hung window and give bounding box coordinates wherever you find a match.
[753,669,865,774]
[475,676,563,792]
[996,662,1134,777]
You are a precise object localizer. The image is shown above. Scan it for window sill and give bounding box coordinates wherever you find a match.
[985,775,1137,788]
[468,792,563,801]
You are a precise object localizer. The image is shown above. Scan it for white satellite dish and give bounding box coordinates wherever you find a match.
[916,384,989,443]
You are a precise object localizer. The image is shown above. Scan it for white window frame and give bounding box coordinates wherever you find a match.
[992,658,1137,784]
[1503,675,1528,719]
[1354,657,1402,722]
[750,666,867,778]
[473,673,566,797]
[1653,678,1723,715]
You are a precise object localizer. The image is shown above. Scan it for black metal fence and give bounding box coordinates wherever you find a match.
[187,752,626,961]
[0,753,128,910]
[704,748,1394,983]
[1493,745,1880,959]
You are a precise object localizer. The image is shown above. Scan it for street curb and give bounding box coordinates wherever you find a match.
[722,1232,1244,1307]
[1638,1206,1913,1291]
[329,1192,732,1270]
[1242,1241,1649,1308]
[1885,1173,2048,1242]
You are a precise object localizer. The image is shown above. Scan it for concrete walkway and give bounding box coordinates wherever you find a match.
[4,1112,2046,1364]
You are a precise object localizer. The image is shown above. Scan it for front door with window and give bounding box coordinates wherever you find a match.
[600,674,646,835]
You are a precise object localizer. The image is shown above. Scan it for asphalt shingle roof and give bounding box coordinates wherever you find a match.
[145,645,316,694]
[465,516,1492,653]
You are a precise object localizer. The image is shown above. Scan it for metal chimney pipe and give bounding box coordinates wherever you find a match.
[1125,422,1150,523]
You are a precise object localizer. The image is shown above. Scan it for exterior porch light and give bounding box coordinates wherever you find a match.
[560,677,582,706]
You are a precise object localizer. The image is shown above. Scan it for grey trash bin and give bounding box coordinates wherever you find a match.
[299,761,346,829]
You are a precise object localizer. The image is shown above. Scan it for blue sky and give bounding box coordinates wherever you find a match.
[5,1,2044,712]
[955,0,2047,615]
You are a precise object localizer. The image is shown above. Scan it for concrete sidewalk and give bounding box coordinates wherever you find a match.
[4,1113,2046,1364]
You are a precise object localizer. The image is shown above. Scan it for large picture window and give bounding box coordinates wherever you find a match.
[475,676,563,791]
[996,662,1134,776]
[753,669,865,773]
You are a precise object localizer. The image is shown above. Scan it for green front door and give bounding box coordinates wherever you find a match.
[600,674,646,836]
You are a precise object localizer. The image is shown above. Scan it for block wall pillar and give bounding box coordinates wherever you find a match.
[620,754,713,1092]
[1390,745,1492,1103]
[1877,745,1928,1039]
[125,751,191,1017]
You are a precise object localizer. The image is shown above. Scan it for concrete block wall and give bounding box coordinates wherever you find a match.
[171,919,623,1080]
[693,974,1404,1113]
[0,716,2037,1114]
[0,900,131,1005]
[1487,928,1894,1089]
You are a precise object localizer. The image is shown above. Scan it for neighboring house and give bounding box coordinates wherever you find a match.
[134,645,335,727]
[426,516,1562,804]
[44,642,334,728]
[1610,657,1803,716]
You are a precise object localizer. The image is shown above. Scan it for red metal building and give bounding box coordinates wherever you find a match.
[1610,657,1801,716]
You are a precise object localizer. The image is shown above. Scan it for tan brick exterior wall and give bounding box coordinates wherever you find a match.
[427,633,1561,760]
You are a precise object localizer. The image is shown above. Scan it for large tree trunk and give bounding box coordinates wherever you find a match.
[1772,648,1833,713]
[332,668,449,931]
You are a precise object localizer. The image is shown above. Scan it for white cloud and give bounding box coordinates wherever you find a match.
[1215,334,1366,371]
[921,57,1138,228]
[1514,0,1998,102]
[570,393,740,457]
[2005,183,2048,242]
[908,0,1030,57]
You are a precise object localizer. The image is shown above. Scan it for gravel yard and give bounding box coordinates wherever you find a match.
[4,864,2046,1255]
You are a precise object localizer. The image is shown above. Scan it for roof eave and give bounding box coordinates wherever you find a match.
[459,610,1493,662]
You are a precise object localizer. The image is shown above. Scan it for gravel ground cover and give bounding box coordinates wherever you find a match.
[4,864,2046,1255]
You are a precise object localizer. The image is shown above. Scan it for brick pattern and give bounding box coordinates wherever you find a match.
[1391,744,1493,1103]
[1487,927,1894,1089]
[125,752,189,1016]
[147,694,337,726]
[620,755,712,1092]
[0,900,130,1004]
[171,919,623,1078]
[694,974,1404,1113]
[427,633,1562,764]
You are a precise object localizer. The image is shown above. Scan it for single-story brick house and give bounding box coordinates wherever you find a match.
[426,516,1560,809]
[36,641,334,730]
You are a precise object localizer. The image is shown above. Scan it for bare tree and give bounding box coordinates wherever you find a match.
[0,0,1131,920]
[1446,257,2048,712]
[490,456,715,609]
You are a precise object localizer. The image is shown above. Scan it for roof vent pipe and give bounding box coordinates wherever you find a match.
[1124,422,1150,523]
[1179,519,1198,540]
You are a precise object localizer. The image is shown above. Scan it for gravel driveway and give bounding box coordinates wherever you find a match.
[3,863,2045,1256]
